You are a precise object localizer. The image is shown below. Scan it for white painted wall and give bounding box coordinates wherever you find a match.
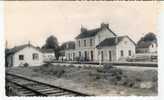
[95,28,115,46]
[65,49,76,61]
[74,48,96,61]
[98,46,117,62]
[116,37,136,61]
[13,46,43,67]
[68,36,135,62]
[74,27,116,62]
[75,37,95,50]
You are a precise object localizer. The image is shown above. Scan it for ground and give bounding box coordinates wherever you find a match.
[6,63,158,96]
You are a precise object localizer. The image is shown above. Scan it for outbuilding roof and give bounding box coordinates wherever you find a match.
[7,44,30,55]
[6,44,41,55]
[96,36,136,48]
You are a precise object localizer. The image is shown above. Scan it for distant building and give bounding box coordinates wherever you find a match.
[6,44,44,67]
[136,41,157,53]
[65,23,136,62]
[41,49,56,62]
[59,41,75,61]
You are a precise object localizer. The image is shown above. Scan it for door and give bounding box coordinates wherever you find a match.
[90,50,93,61]
[84,51,87,61]
[101,51,104,62]
[109,51,112,61]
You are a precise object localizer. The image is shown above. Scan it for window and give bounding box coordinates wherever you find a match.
[128,50,131,56]
[84,51,87,61]
[33,53,39,60]
[68,53,71,60]
[152,44,154,48]
[90,39,92,46]
[78,40,81,47]
[19,55,24,60]
[90,50,93,61]
[101,51,104,61]
[109,51,112,61]
[79,51,81,57]
[84,40,86,47]
[120,50,124,57]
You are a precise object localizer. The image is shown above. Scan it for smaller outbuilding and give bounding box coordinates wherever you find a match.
[6,44,44,67]
[6,43,56,67]
[59,41,76,61]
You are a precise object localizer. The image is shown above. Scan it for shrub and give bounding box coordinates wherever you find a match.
[56,70,65,78]
[6,83,18,96]
[42,62,52,67]
[103,63,113,70]
[24,63,29,67]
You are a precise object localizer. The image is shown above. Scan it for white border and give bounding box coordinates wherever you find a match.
[0,0,5,99]
[1,1,164,100]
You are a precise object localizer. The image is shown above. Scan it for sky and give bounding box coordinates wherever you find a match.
[5,1,159,48]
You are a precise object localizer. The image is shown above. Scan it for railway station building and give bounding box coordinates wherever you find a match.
[64,23,136,62]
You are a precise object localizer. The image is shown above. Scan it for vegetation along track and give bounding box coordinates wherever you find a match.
[6,73,92,96]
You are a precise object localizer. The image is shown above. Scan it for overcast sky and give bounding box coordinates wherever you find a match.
[5,1,159,48]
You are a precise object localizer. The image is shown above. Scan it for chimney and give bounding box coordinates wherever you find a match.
[80,25,87,33]
[101,22,109,29]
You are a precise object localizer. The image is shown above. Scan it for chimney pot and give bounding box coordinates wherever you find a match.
[101,23,109,28]
[81,25,87,33]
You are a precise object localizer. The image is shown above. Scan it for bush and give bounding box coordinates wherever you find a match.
[95,64,141,87]
[24,63,29,67]
[103,63,113,70]
[55,69,65,78]
[6,83,18,96]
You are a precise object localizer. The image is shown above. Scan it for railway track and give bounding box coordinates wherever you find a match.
[6,73,92,96]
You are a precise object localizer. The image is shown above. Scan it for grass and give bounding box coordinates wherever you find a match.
[32,63,157,91]
[6,63,158,96]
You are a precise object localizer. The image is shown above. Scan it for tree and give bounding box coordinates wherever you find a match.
[143,32,157,42]
[42,35,60,60]
[137,32,157,45]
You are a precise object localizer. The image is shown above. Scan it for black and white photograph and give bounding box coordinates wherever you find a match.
[1,0,162,98]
